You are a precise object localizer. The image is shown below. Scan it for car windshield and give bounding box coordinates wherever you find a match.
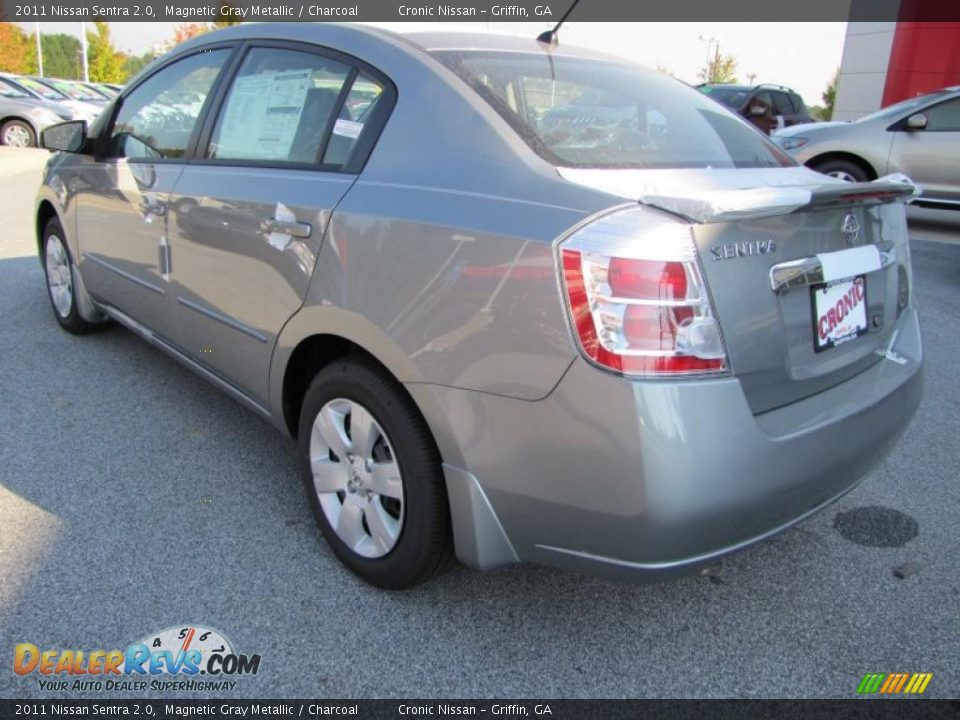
[45,79,104,100]
[0,80,31,99]
[17,77,67,100]
[81,83,112,99]
[698,86,751,109]
[856,94,949,123]
[433,51,791,170]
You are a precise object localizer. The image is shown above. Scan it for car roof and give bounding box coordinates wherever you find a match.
[396,29,626,61]
[171,22,632,67]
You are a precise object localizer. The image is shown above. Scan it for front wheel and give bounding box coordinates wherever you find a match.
[298,357,454,589]
[1,119,36,147]
[42,218,102,334]
[811,158,870,183]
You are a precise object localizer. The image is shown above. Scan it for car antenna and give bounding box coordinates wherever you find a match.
[537,0,582,47]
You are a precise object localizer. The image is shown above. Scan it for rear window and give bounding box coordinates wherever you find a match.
[434,51,791,170]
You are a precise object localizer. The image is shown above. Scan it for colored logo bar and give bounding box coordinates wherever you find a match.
[857,673,933,694]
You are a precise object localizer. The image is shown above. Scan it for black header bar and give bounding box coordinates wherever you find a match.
[2,699,959,720]
[3,0,960,23]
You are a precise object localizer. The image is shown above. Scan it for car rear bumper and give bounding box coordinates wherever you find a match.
[414,308,922,580]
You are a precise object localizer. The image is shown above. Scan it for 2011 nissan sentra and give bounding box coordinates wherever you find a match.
[35,24,923,589]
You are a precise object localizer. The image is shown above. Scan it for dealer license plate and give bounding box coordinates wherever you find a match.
[812,276,868,352]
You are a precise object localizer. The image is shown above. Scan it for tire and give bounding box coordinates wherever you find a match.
[1,119,37,148]
[298,357,454,589]
[811,158,870,183]
[42,218,102,334]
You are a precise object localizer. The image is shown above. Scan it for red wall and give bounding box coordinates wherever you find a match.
[882,21,960,106]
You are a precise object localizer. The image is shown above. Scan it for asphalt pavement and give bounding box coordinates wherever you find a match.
[0,147,957,699]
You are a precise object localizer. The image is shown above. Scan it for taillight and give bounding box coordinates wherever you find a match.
[557,206,727,377]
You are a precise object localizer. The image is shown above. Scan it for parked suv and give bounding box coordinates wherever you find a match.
[36,25,922,588]
[698,83,813,134]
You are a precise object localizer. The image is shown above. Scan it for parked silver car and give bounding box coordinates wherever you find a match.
[35,25,923,588]
[1,74,102,127]
[775,86,960,207]
[0,81,67,147]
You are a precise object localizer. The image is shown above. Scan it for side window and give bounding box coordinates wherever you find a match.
[772,91,795,115]
[924,98,960,131]
[206,47,351,164]
[321,72,385,167]
[108,49,230,160]
[790,93,805,114]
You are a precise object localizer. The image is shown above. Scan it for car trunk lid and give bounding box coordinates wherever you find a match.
[559,167,916,413]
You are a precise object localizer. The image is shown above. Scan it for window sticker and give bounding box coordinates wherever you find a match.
[332,118,364,139]
[215,70,313,160]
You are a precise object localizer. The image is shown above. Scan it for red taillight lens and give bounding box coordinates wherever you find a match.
[558,208,727,377]
[608,258,687,300]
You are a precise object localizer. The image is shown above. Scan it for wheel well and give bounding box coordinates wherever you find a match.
[36,200,58,257]
[806,152,878,180]
[282,334,396,437]
[1,115,37,134]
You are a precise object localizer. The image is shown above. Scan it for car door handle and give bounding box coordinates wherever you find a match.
[260,218,312,239]
[140,199,166,216]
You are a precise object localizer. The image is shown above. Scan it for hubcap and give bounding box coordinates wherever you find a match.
[3,124,32,147]
[310,398,404,559]
[45,235,73,319]
[828,170,858,183]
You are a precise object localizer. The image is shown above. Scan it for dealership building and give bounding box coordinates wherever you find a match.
[834,20,960,120]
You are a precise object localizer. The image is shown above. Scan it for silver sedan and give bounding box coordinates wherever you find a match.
[34,24,923,588]
[775,86,960,208]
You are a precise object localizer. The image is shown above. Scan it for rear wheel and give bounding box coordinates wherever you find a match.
[811,158,870,183]
[298,357,454,589]
[42,218,101,334]
[1,119,36,148]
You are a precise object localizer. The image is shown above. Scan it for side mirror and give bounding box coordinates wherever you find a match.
[41,120,87,153]
[749,105,768,118]
[906,113,927,130]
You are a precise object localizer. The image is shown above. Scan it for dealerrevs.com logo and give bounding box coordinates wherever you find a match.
[13,625,261,692]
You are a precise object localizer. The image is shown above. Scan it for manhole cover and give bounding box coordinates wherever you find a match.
[833,505,918,547]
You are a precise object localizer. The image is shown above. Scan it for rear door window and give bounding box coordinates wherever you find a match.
[322,72,386,167]
[205,47,352,165]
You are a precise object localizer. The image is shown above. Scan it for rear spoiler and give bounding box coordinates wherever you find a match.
[639,174,920,224]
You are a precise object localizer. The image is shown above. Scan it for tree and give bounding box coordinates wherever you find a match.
[0,22,38,74]
[821,68,840,121]
[214,3,242,26]
[122,51,155,82]
[86,21,126,83]
[40,33,82,79]
[698,45,738,84]
[173,23,211,44]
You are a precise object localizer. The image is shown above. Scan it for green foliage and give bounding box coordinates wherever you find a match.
[39,33,83,79]
[122,52,155,82]
[698,47,738,85]
[821,68,840,121]
[87,21,126,83]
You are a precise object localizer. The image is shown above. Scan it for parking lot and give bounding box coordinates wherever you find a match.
[0,146,957,699]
